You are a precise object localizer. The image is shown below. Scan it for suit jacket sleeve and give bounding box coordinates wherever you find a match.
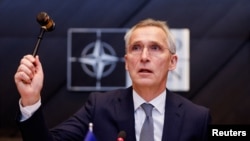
[16,95,93,141]
[17,106,54,141]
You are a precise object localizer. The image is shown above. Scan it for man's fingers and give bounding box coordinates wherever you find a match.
[14,71,32,84]
[20,58,36,72]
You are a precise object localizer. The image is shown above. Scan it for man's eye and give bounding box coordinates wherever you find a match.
[131,45,141,51]
[150,45,161,51]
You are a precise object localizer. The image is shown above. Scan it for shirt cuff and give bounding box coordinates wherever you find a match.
[19,99,41,122]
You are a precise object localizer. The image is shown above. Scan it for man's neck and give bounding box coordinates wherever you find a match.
[133,85,166,102]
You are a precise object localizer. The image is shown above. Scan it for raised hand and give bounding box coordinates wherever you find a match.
[14,55,44,106]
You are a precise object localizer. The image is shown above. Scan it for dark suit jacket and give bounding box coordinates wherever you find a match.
[17,87,211,141]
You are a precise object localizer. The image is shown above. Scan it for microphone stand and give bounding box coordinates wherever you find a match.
[32,27,46,56]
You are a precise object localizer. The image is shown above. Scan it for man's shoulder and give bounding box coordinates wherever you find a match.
[168,90,209,113]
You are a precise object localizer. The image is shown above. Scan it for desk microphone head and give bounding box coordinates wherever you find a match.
[117,130,126,141]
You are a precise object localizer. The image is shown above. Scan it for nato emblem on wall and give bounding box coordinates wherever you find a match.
[67,28,190,92]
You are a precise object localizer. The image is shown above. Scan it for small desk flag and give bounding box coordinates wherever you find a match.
[84,122,97,141]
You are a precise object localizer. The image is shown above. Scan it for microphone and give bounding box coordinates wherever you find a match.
[117,131,126,141]
[36,12,55,32]
[32,12,55,56]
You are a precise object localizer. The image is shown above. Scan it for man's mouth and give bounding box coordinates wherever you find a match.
[138,69,152,73]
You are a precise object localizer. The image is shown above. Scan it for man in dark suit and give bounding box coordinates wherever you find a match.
[14,18,211,141]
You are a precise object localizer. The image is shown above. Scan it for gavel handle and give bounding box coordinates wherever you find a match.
[32,27,46,56]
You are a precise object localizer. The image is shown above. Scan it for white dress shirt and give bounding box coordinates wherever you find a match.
[133,89,166,141]
[19,99,41,122]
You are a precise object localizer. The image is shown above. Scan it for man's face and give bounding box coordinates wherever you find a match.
[125,26,177,88]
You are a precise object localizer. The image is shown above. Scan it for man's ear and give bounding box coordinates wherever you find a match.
[169,55,178,71]
[124,54,128,71]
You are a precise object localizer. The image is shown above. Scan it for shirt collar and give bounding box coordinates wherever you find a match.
[133,89,166,114]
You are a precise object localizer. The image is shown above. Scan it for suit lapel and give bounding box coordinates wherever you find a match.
[114,87,137,141]
[162,90,183,141]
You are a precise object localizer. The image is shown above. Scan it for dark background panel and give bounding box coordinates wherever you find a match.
[0,0,250,137]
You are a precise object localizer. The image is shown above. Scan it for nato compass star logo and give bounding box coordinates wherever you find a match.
[79,39,121,84]
[67,28,128,91]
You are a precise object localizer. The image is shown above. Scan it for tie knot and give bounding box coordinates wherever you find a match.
[141,103,154,117]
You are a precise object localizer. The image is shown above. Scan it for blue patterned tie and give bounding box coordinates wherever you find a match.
[140,103,154,141]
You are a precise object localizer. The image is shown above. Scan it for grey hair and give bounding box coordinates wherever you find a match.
[124,18,176,54]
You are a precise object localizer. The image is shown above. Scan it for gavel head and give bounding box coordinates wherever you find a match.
[36,12,55,32]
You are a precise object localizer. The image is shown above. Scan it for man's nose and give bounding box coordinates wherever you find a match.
[141,47,150,60]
